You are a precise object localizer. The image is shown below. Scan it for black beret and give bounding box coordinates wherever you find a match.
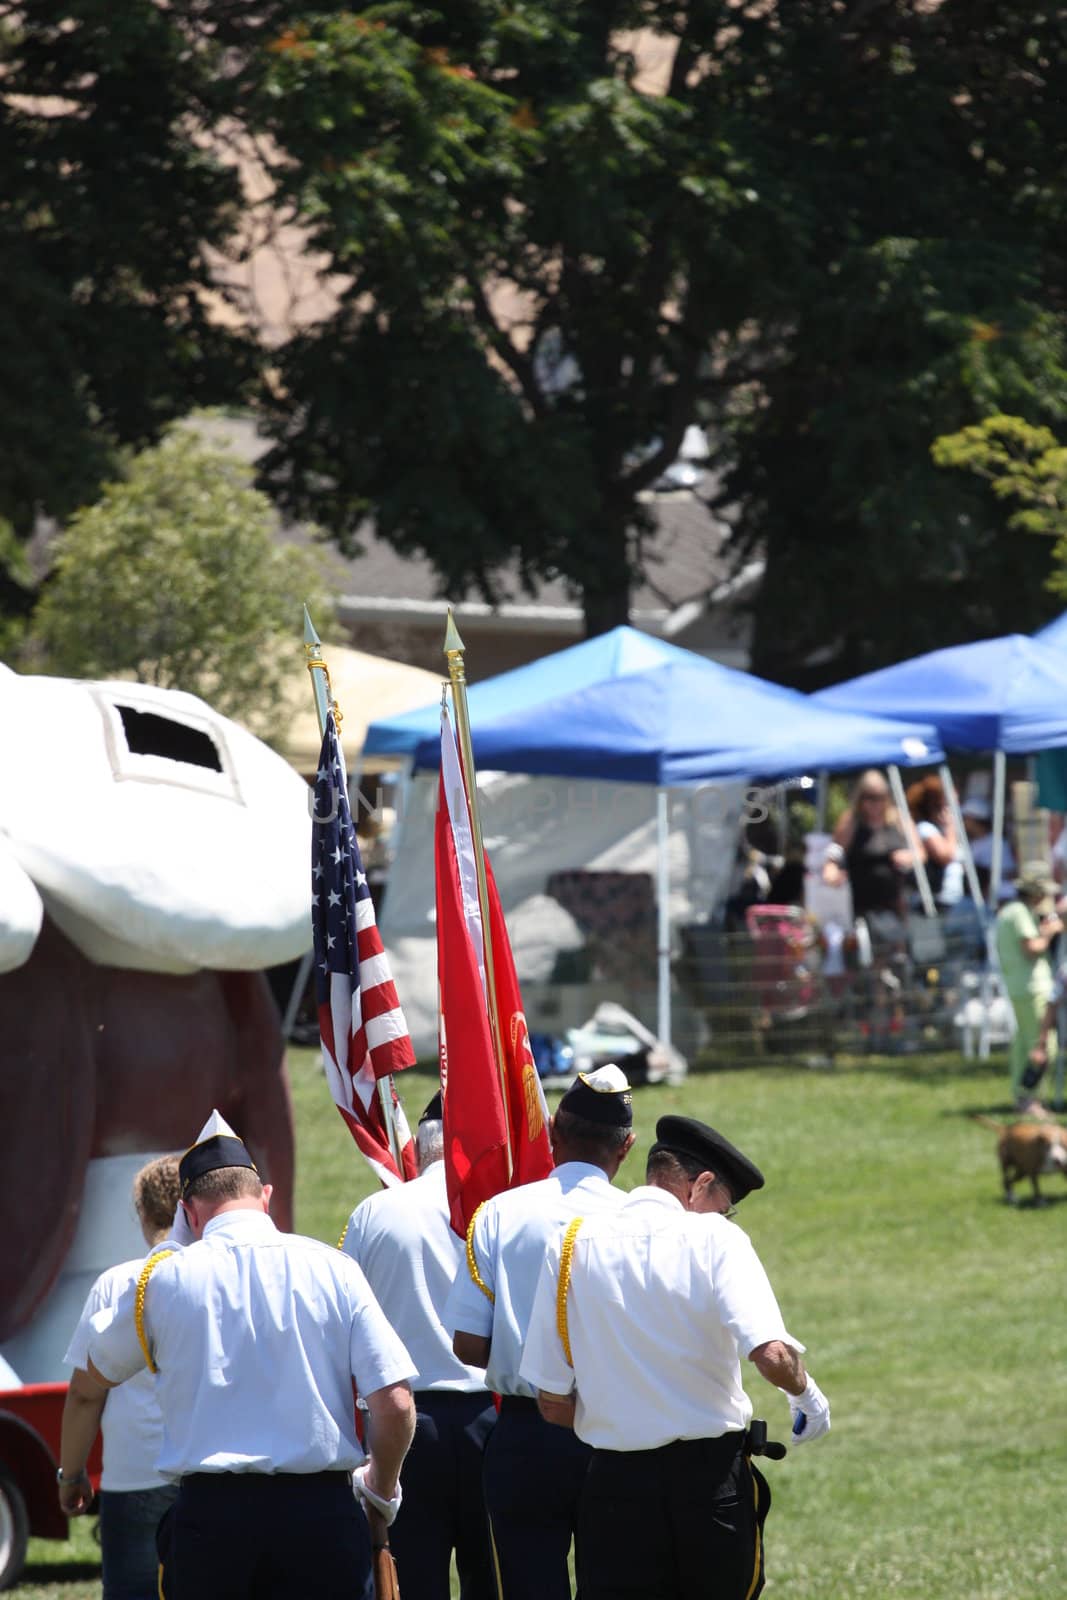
[558,1068,633,1127]
[650,1115,764,1202]
[420,1090,443,1123]
[179,1133,257,1198]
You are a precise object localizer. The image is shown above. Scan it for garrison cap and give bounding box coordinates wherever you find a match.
[650,1114,764,1202]
[558,1063,633,1127]
[179,1110,257,1198]
[420,1090,443,1123]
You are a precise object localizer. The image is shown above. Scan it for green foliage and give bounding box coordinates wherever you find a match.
[27,425,332,738]
[251,1,767,631]
[242,2,1067,664]
[933,413,1067,603]
[0,1,253,578]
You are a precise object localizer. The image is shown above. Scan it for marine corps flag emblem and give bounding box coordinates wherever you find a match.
[435,704,553,1236]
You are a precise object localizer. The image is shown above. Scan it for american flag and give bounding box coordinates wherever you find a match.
[312,711,416,1184]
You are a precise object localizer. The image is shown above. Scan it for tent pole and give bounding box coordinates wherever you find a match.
[940,765,984,914]
[815,770,828,833]
[989,751,1007,908]
[656,787,672,1053]
[888,764,936,917]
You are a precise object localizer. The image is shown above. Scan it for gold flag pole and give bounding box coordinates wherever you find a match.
[303,606,404,1174]
[443,610,513,1177]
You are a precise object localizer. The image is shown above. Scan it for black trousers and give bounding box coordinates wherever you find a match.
[577,1435,770,1600]
[482,1396,593,1600]
[158,1471,373,1600]
[387,1389,498,1600]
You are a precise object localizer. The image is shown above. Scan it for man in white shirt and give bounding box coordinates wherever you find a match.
[340,1092,496,1600]
[58,1112,417,1600]
[444,1065,635,1600]
[520,1115,831,1600]
[60,1155,183,1600]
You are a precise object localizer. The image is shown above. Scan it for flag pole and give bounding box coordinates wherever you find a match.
[443,610,513,1176]
[303,606,404,1173]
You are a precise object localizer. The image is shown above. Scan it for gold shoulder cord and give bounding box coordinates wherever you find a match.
[556,1216,584,1367]
[135,1249,176,1375]
[465,1201,494,1304]
[336,1218,350,1251]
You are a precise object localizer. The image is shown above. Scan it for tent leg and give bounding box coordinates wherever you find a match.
[888,764,936,917]
[656,787,672,1053]
[940,764,985,914]
[281,946,315,1041]
[989,751,1007,908]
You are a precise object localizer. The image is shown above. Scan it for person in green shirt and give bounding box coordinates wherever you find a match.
[995,863,1063,1112]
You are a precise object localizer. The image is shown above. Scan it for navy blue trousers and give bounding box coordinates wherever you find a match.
[159,1471,373,1600]
[577,1435,770,1600]
[482,1397,592,1600]
[387,1389,497,1600]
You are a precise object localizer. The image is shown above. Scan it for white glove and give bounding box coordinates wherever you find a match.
[352,1465,403,1526]
[787,1376,831,1445]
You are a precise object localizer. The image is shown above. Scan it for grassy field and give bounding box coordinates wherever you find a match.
[20,1045,1067,1599]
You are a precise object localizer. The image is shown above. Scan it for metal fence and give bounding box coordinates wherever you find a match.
[669,909,1001,1065]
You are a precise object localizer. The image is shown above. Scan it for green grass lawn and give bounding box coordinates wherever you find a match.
[20,1046,1067,1598]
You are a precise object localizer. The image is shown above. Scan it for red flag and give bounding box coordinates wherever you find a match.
[435,711,553,1234]
[312,713,416,1185]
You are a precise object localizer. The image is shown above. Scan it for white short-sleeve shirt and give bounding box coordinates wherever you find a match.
[341,1162,482,1393]
[519,1186,803,1450]
[443,1163,624,1398]
[88,1210,416,1478]
[65,1257,169,1492]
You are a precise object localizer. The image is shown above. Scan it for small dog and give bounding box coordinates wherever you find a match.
[973,1115,1067,1204]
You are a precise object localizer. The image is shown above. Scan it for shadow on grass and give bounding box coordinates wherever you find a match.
[21,1560,101,1581]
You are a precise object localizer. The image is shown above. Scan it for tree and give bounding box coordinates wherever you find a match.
[27,426,332,739]
[933,414,1067,602]
[250,2,774,635]
[246,2,1067,669]
[0,1,256,619]
[710,4,1067,683]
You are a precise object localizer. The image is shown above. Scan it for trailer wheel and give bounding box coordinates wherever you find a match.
[0,1469,29,1591]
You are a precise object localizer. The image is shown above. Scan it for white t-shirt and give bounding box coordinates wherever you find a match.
[65,1257,169,1492]
[341,1162,483,1393]
[89,1210,416,1478]
[443,1163,624,1398]
[519,1186,802,1451]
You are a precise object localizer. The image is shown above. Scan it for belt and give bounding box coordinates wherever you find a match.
[182,1470,351,1485]
[497,1395,540,1415]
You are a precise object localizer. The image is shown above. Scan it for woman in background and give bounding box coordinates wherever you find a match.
[906,774,963,909]
[823,769,923,948]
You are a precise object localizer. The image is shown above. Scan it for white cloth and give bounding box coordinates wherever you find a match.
[443,1163,624,1398]
[88,1211,416,1478]
[519,1186,802,1451]
[64,1258,170,1492]
[341,1162,483,1393]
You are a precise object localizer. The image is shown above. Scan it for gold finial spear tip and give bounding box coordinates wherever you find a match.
[444,608,465,656]
[303,604,322,651]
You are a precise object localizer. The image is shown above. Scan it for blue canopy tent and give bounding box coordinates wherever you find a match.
[406,656,944,784]
[816,633,1067,906]
[368,630,944,1053]
[363,626,698,761]
[814,633,1067,755]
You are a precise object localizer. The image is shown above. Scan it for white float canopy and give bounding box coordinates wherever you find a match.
[0,666,312,973]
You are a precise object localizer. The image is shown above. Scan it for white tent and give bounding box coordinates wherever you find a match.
[380,768,744,1058]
